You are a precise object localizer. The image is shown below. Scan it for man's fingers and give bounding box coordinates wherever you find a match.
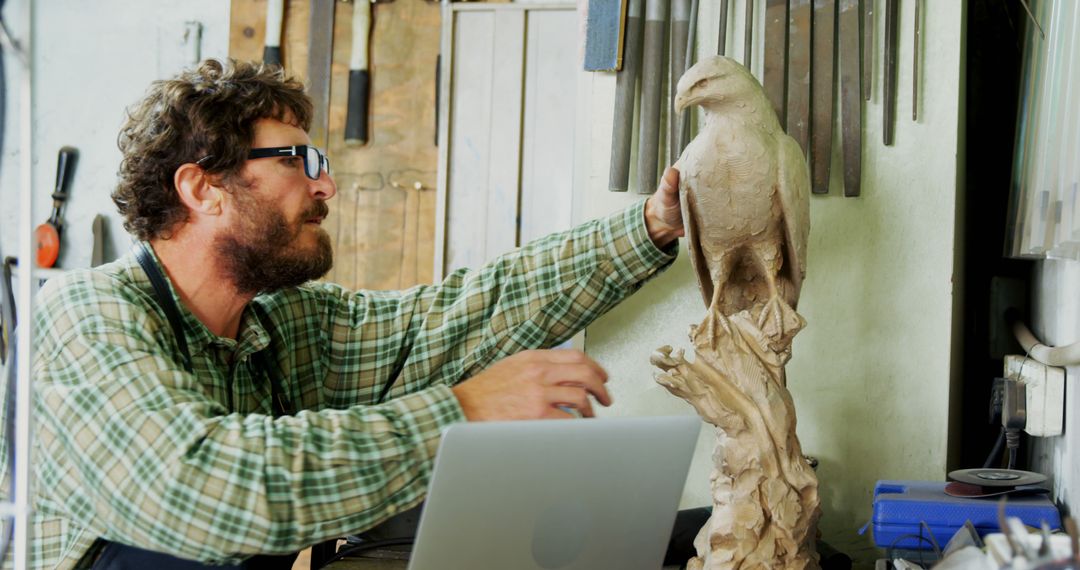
[538,350,608,382]
[539,363,611,406]
[558,380,612,407]
[547,386,595,418]
[659,166,680,196]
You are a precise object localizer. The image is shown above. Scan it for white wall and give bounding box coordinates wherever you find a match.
[1,0,977,565]
[576,0,967,562]
[1030,261,1080,515]
[0,1,230,268]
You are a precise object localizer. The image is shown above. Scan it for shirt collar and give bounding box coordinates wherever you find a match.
[125,243,272,360]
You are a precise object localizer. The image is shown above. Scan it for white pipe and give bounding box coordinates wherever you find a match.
[1012,318,1080,367]
[13,0,33,567]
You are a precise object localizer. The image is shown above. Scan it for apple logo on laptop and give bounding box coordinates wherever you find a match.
[531,500,593,568]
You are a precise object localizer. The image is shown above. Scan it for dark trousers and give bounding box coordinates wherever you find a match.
[91,542,298,570]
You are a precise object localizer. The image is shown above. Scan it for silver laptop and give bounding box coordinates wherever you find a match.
[408,415,700,570]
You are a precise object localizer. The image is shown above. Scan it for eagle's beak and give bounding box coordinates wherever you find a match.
[674,91,692,114]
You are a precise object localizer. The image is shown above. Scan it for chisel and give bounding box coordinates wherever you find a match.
[669,0,690,166]
[913,0,921,121]
[637,0,669,194]
[609,0,645,192]
[263,0,284,67]
[763,0,787,126]
[786,0,811,154]
[346,0,372,146]
[744,0,754,67]
[883,0,898,145]
[308,0,335,150]
[718,0,729,55]
[678,0,700,153]
[839,0,860,196]
[863,0,873,100]
[810,0,836,194]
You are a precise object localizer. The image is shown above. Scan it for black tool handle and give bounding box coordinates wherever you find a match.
[53,146,77,201]
[263,46,282,67]
[345,69,371,144]
[264,0,284,67]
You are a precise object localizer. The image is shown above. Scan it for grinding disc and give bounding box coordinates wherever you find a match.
[948,468,1047,487]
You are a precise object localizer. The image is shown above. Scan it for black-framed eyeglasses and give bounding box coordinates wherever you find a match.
[196,145,331,181]
[248,145,331,180]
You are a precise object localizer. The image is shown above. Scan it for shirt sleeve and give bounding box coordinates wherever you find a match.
[32,272,464,564]
[306,199,678,407]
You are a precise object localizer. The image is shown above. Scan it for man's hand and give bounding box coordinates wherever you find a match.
[644,166,685,248]
[451,349,611,421]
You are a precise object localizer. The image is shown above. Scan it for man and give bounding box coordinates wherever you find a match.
[19,59,684,568]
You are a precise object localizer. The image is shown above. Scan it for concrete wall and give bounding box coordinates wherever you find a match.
[0,1,230,268]
[1030,261,1080,515]
[575,0,968,560]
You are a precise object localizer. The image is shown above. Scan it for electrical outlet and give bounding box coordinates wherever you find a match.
[1004,355,1066,437]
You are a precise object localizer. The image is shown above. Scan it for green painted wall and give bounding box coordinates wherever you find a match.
[572,0,966,561]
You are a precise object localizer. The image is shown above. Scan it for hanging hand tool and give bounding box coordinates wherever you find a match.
[717,0,729,54]
[637,0,669,194]
[838,0,860,197]
[786,0,811,154]
[345,0,372,145]
[763,0,787,126]
[677,0,699,154]
[91,215,106,267]
[308,0,336,150]
[35,147,77,268]
[744,0,754,67]
[669,0,690,166]
[912,0,921,121]
[863,0,873,100]
[810,0,836,194]
[609,0,644,192]
[263,0,285,67]
[883,0,898,145]
[0,257,14,365]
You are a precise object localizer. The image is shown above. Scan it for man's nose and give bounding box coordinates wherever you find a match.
[311,171,337,200]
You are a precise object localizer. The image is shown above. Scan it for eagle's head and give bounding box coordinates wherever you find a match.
[674,55,765,114]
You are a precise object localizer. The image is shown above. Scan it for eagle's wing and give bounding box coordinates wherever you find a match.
[679,163,714,309]
[776,134,811,307]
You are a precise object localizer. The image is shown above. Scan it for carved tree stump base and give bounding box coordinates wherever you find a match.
[652,299,820,570]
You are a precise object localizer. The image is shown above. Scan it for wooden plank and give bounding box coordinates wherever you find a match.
[520,10,578,243]
[445,12,496,272]
[485,11,527,255]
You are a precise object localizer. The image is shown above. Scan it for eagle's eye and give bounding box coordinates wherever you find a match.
[692,78,709,91]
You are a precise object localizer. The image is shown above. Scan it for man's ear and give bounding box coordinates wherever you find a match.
[175,163,224,217]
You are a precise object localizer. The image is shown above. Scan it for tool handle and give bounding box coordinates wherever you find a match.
[264,0,284,67]
[345,70,371,145]
[346,0,373,145]
[52,146,77,202]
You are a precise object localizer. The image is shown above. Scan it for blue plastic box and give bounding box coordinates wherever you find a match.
[871,480,1061,550]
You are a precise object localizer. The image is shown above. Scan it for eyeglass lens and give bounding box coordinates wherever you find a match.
[305,147,330,180]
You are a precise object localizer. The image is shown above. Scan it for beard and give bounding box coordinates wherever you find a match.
[214,194,334,294]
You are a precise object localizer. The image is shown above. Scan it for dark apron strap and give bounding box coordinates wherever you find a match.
[91,542,297,570]
[87,244,302,568]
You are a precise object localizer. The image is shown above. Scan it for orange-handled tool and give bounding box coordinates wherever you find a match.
[35,146,77,268]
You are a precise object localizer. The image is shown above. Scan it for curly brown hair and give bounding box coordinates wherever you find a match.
[112,59,313,241]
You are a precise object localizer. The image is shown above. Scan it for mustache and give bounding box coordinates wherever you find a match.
[302,201,330,221]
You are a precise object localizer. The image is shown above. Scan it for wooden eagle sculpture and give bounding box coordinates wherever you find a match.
[652,56,821,569]
[673,55,810,344]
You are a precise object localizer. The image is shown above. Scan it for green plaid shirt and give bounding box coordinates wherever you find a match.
[7,201,674,569]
